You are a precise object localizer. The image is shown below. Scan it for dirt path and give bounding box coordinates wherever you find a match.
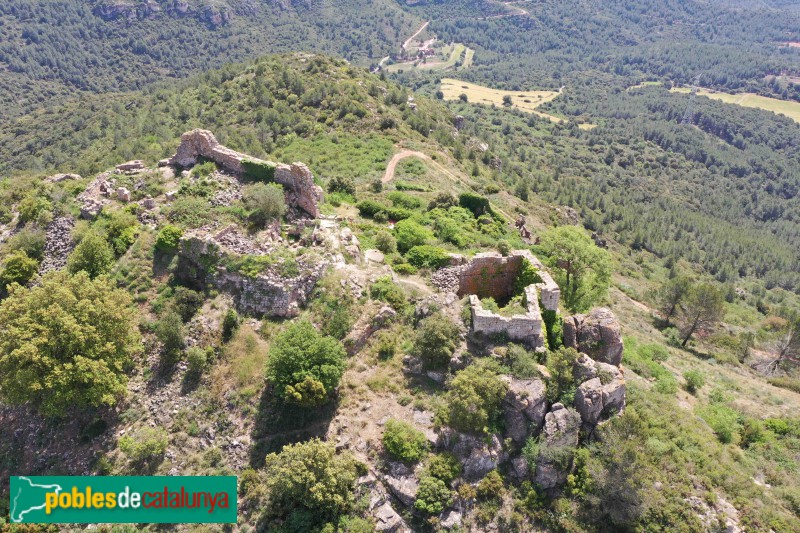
[403,21,430,51]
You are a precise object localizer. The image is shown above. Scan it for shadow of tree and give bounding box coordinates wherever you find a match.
[248,387,338,469]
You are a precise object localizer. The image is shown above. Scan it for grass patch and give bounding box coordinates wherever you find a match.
[671,87,800,123]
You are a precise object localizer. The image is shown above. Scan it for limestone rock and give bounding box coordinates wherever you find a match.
[344,305,396,355]
[563,307,624,366]
[503,377,547,445]
[142,195,156,210]
[440,429,507,480]
[45,173,81,183]
[165,190,177,202]
[117,187,131,202]
[374,502,404,532]
[365,249,385,264]
[440,509,463,529]
[37,217,76,276]
[533,405,581,490]
[385,475,418,507]
[116,160,146,173]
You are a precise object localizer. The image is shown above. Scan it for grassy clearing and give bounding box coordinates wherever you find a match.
[671,87,800,123]
[440,78,594,127]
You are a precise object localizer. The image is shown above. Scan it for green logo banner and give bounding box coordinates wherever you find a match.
[9,476,237,524]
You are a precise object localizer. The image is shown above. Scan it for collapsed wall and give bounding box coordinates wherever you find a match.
[174,228,327,318]
[164,129,323,218]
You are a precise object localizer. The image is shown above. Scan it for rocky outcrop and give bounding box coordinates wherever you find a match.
[93,1,230,26]
[343,305,397,355]
[563,307,624,366]
[167,129,323,218]
[357,473,409,532]
[439,429,507,480]
[77,173,114,219]
[533,404,581,491]
[573,360,625,429]
[502,376,547,445]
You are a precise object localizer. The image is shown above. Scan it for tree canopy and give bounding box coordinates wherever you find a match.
[0,271,140,416]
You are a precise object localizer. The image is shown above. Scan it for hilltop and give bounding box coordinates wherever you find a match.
[0,54,798,532]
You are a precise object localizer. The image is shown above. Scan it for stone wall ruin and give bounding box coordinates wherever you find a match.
[433,250,560,348]
[164,129,323,218]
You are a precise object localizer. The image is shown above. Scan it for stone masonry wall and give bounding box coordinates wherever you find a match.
[470,285,544,348]
[167,129,323,217]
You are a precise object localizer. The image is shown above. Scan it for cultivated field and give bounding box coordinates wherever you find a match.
[671,87,800,123]
[384,43,474,73]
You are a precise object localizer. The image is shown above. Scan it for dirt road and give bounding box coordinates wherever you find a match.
[403,21,430,51]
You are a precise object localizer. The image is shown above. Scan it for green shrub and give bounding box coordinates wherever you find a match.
[392,263,417,275]
[406,245,451,269]
[428,192,457,211]
[264,439,360,524]
[394,219,431,254]
[513,259,543,296]
[414,476,452,515]
[459,192,491,217]
[186,346,208,374]
[476,470,504,500]
[7,227,46,260]
[191,160,217,177]
[696,404,741,444]
[375,231,397,254]
[545,347,580,403]
[222,308,239,342]
[413,313,460,370]
[506,344,541,378]
[166,197,212,228]
[387,191,422,209]
[356,199,385,218]
[0,271,140,416]
[370,276,407,310]
[119,427,168,463]
[382,419,429,463]
[155,310,185,365]
[374,330,397,360]
[541,309,563,351]
[18,193,53,225]
[444,364,508,434]
[425,453,461,485]
[265,319,346,406]
[171,286,204,322]
[0,251,39,292]
[155,225,183,251]
[243,182,286,226]
[683,370,705,394]
[242,159,277,182]
[67,232,114,279]
[497,240,511,256]
[327,176,356,196]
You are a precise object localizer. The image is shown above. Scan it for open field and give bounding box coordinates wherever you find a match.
[440,78,595,129]
[671,87,800,123]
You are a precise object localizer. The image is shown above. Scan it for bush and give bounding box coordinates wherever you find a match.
[425,453,461,485]
[100,209,139,255]
[459,192,491,217]
[375,230,397,254]
[171,286,204,322]
[370,276,407,310]
[186,346,208,374]
[265,319,346,406]
[18,193,53,225]
[67,232,114,279]
[392,263,417,275]
[7,227,46,260]
[0,271,140,416]
[387,191,422,209]
[119,427,168,463]
[0,251,39,292]
[155,225,183,251]
[506,344,541,378]
[497,240,511,256]
[242,159,277,182]
[477,470,504,500]
[405,245,451,270]
[374,330,397,360]
[428,192,457,211]
[327,176,356,196]
[413,313,460,370]
[445,364,508,433]
[394,219,431,253]
[264,439,360,524]
[696,404,741,444]
[414,476,452,515]
[382,419,429,462]
[683,370,705,394]
[243,182,286,226]
[546,347,580,403]
[222,308,239,342]
[356,199,385,218]
[155,311,185,365]
[513,258,543,296]
[191,160,217,177]
[166,197,212,228]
